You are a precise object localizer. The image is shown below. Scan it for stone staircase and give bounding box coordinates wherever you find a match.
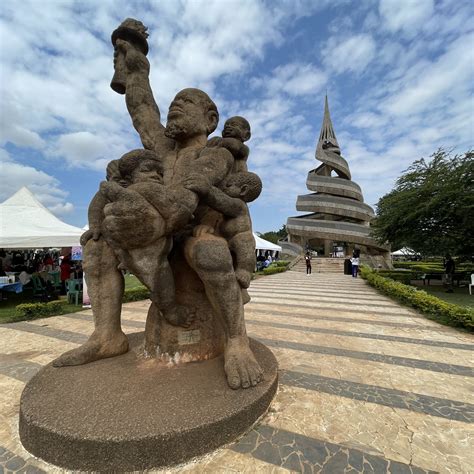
[291,257,346,274]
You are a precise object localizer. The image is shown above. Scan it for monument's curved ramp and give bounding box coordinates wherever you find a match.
[286,96,386,253]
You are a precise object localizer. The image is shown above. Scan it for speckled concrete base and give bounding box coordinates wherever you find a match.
[19,333,278,471]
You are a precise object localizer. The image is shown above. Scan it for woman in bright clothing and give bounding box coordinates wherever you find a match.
[350,256,359,277]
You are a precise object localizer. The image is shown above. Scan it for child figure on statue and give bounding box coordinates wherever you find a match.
[207,116,251,172]
[82,149,196,328]
[190,171,262,291]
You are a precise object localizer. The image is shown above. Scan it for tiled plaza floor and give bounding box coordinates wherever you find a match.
[1,271,473,473]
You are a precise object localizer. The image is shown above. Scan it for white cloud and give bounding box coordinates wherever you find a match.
[380,33,473,118]
[323,34,376,74]
[379,0,434,36]
[0,152,74,215]
[251,63,327,97]
[0,101,46,149]
[54,132,119,171]
[0,0,471,233]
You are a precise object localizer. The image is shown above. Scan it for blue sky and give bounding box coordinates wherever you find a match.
[0,0,473,233]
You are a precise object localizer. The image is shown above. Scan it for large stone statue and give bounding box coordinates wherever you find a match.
[53,18,263,390]
[20,19,278,470]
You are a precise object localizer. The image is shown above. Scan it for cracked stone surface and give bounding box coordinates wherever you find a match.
[1,272,473,472]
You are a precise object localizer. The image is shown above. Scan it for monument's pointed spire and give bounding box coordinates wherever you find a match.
[317,95,340,152]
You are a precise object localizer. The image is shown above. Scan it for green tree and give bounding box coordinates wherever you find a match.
[371,149,474,257]
[258,225,287,244]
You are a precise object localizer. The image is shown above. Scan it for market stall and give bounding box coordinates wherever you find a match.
[0,187,83,248]
[253,233,282,257]
[0,188,84,301]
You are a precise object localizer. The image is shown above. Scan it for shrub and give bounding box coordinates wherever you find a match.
[256,261,290,276]
[376,270,415,284]
[15,300,68,320]
[360,266,474,330]
[10,286,152,323]
[262,266,287,275]
[122,286,150,303]
[393,261,474,273]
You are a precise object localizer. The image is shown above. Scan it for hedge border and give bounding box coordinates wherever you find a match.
[360,266,473,330]
[256,261,290,276]
[15,300,69,320]
[9,264,290,323]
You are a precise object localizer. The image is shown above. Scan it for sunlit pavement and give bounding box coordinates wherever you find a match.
[1,271,473,473]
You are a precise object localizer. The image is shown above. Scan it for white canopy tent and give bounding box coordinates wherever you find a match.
[253,233,282,253]
[0,187,83,248]
[391,247,418,256]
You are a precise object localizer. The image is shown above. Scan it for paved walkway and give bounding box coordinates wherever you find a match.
[1,271,473,473]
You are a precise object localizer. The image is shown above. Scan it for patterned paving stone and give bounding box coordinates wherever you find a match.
[280,369,474,422]
[2,322,87,344]
[0,447,46,474]
[232,425,437,473]
[259,337,474,377]
[247,319,474,350]
[246,308,444,330]
[249,300,426,318]
[0,360,42,383]
[1,272,472,472]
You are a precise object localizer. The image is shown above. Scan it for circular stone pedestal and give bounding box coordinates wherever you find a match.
[19,333,278,471]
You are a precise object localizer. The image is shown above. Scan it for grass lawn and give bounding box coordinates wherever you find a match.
[0,274,144,324]
[125,274,144,289]
[412,282,473,308]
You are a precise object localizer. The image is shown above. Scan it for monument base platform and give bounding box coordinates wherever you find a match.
[19,333,278,471]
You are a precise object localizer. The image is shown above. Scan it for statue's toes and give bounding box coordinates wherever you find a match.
[225,354,264,389]
[248,362,264,386]
[238,366,251,389]
[52,333,128,367]
[52,345,100,367]
[224,362,241,390]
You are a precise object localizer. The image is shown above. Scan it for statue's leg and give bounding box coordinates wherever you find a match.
[184,235,263,389]
[229,231,256,289]
[53,239,128,367]
[122,238,193,330]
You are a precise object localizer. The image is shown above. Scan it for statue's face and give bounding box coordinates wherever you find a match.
[222,117,250,141]
[166,90,209,140]
[223,179,242,198]
[132,161,162,184]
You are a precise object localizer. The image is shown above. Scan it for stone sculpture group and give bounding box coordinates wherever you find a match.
[53,18,264,390]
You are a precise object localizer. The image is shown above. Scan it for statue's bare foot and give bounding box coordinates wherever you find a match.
[224,336,263,389]
[52,331,129,367]
[163,305,195,328]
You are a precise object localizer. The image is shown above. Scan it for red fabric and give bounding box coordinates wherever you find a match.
[60,256,71,281]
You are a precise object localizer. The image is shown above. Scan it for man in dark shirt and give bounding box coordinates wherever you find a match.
[444,254,455,293]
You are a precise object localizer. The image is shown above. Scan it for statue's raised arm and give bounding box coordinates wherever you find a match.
[111,18,171,153]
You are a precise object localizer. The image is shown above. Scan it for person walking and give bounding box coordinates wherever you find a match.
[350,255,359,278]
[444,254,455,293]
[305,252,312,275]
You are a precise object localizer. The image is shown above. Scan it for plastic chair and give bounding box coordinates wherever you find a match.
[469,274,474,295]
[66,279,83,305]
[49,271,62,292]
[31,274,47,298]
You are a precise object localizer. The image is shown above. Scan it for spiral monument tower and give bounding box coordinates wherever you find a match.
[285,96,389,262]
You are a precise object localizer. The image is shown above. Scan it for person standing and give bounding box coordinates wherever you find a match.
[444,254,455,293]
[60,253,72,295]
[305,252,312,275]
[350,255,359,277]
